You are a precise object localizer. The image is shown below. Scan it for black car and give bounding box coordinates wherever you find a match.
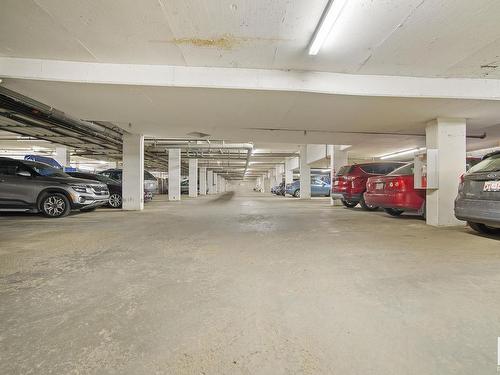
[67,171,122,208]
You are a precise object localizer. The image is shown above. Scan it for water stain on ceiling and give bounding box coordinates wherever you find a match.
[150,34,282,50]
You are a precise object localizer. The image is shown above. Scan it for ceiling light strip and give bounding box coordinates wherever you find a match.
[308,0,348,55]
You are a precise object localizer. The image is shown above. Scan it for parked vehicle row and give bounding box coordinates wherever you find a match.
[280,178,331,198]
[0,157,109,217]
[331,155,499,235]
[331,162,405,210]
[0,157,159,218]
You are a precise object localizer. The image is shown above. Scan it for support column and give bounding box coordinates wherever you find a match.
[218,175,223,193]
[263,174,270,193]
[168,148,181,201]
[284,159,293,185]
[269,169,275,189]
[207,170,214,194]
[188,159,198,198]
[426,118,466,226]
[299,144,311,199]
[199,167,207,195]
[275,165,283,186]
[54,146,70,169]
[213,172,218,194]
[329,145,349,205]
[122,133,144,211]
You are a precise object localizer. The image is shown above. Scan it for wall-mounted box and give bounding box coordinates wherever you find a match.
[414,149,439,189]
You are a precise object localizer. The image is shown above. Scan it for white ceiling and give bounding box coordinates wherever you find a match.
[1,0,500,78]
[2,78,499,158]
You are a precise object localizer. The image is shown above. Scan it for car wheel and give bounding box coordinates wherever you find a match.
[468,222,500,235]
[40,193,70,218]
[293,189,300,198]
[359,195,378,211]
[384,208,404,217]
[108,193,122,208]
[341,199,358,208]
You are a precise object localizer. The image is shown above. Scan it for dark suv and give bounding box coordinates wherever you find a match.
[455,151,500,235]
[331,162,406,210]
[99,168,158,200]
[0,157,109,217]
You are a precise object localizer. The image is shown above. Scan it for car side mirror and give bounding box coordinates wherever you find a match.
[16,170,31,177]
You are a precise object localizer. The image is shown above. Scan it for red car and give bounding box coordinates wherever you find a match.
[331,162,406,210]
[364,163,425,217]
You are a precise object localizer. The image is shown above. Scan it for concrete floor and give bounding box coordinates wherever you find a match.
[0,192,499,374]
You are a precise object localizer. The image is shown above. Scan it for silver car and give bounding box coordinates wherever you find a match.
[0,157,109,218]
[455,151,500,234]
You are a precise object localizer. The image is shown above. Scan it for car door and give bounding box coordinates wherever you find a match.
[0,161,36,209]
[311,178,322,196]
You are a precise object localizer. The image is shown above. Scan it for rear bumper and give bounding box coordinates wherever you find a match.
[455,197,500,227]
[364,191,423,211]
[330,192,362,201]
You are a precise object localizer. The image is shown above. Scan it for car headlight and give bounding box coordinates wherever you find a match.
[70,184,90,193]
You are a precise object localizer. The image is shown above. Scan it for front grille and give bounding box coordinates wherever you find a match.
[90,185,109,195]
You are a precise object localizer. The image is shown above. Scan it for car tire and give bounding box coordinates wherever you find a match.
[359,195,378,211]
[341,199,358,208]
[293,189,300,198]
[40,193,70,218]
[384,208,404,217]
[468,222,500,235]
[108,193,122,208]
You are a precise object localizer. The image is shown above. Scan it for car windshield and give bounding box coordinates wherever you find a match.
[24,161,70,177]
[467,154,500,173]
[144,171,157,180]
[360,162,404,174]
[336,166,353,176]
[388,163,414,176]
[94,174,120,184]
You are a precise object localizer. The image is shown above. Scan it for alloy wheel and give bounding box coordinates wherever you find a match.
[109,193,122,208]
[43,196,66,217]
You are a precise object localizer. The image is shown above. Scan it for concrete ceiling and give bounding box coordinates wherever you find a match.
[1,0,500,78]
[1,0,500,165]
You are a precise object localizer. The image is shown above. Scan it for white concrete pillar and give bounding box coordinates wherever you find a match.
[168,148,181,201]
[299,144,311,199]
[218,175,224,193]
[269,169,275,189]
[188,159,198,198]
[275,165,283,186]
[263,174,270,193]
[213,172,218,193]
[199,167,207,195]
[207,170,214,194]
[284,158,294,185]
[54,146,70,168]
[329,145,349,205]
[122,133,144,211]
[426,118,466,226]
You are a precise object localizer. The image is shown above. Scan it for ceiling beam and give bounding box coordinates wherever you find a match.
[2,57,500,100]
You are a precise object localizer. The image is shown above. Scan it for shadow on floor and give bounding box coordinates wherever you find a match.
[207,191,235,203]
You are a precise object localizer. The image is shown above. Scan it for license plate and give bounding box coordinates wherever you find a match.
[376,182,384,190]
[483,180,500,192]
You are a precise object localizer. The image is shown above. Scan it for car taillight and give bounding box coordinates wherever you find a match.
[387,178,405,190]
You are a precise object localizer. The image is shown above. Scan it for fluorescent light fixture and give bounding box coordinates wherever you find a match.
[308,0,347,55]
[380,147,426,160]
